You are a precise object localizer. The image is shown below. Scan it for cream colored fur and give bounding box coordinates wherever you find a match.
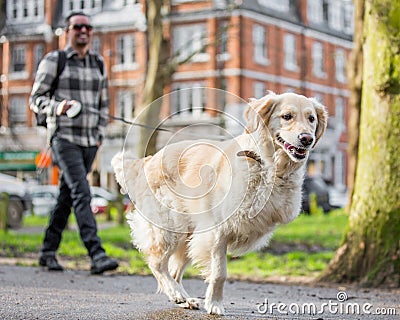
[111,92,328,315]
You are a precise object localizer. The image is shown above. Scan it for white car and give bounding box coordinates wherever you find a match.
[28,185,59,217]
[0,173,32,228]
[28,185,118,216]
[90,186,118,214]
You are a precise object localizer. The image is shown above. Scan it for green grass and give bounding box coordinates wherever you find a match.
[0,210,348,279]
[227,251,334,278]
[272,209,348,249]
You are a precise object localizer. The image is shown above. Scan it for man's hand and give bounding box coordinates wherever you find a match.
[56,100,78,116]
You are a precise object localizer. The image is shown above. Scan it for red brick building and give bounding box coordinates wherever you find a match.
[0,0,352,195]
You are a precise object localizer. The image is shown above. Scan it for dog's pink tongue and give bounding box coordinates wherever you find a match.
[284,142,291,150]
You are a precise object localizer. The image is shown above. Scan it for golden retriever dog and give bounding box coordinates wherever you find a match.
[112,92,327,315]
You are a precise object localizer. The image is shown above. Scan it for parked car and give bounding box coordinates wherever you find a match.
[90,186,118,214]
[301,175,331,213]
[0,173,32,229]
[328,187,348,209]
[28,184,121,216]
[28,184,59,216]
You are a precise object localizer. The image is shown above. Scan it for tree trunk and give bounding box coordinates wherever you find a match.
[133,2,236,157]
[320,0,400,288]
[345,0,364,209]
[134,0,170,157]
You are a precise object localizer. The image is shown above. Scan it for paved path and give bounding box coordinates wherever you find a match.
[0,265,398,320]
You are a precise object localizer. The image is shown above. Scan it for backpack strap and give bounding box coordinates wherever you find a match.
[94,55,104,75]
[49,50,66,97]
[49,51,103,95]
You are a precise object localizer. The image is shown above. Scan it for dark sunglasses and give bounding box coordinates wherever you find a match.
[69,24,93,31]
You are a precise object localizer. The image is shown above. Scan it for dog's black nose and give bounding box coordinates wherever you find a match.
[298,133,314,147]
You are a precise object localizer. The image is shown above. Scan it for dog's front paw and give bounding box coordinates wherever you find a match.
[205,300,225,315]
[177,297,200,310]
[172,292,187,305]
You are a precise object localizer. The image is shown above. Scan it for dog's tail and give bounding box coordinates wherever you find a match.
[111,151,150,202]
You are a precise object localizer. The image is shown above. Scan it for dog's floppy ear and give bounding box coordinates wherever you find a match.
[310,98,328,147]
[244,92,277,133]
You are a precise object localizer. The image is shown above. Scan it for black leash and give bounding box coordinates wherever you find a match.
[96,108,229,141]
[107,114,172,133]
[36,108,230,176]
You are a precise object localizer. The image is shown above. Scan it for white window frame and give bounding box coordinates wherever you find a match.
[334,151,346,189]
[253,25,269,65]
[9,96,27,126]
[216,21,230,62]
[171,84,207,119]
[116,90,135,120]
[92,36,101,55]
[335,49,347,83]
[33,43,45,74]
[254,82,266,99]
[328,1,343,31]
[312,42,326,78]
[307,0,323,24]
[284,33,298,72]
[64,0,102,15]
[113,34,138,72]
[9,44,28,79]
[172,0,198,3]
[313,93,325,105]
[7,0,44,22]
[343,3,354,35]
[122,0,136,6]
[335,97,346,132]
[258,0,290,12]
[173,24,209,63]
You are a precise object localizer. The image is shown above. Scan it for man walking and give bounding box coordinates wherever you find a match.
[30,12,118,274]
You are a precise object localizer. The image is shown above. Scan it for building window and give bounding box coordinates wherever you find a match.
[335,49,346,83]
[258,0,290,12]
[312,42,326,78]
[334,151,346,189]
[284,33,298,72]
[33,43,45,74]
[172,0,199,3]
[122,0,136,6]
[92,36,101,55]
[307,0,323,24]
[114,34,137,70]
[64,0,102,15]
[254,82,266,99]
[9,96,27,126]
[335,97,346,131]
[343,3,354,34]
[173,24,208,63]
[253,25,269,65]
[217,21,229,55]
[171,85,206,118]
[116,90,135,119]
[7,0,44,21]
[328,1,342,31]
[217,21,229,61]
[10,44,27,73]
[313,93,325,105]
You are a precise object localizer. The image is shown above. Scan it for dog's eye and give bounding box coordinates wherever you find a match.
[309,115,316,123]
[282,114,292,121]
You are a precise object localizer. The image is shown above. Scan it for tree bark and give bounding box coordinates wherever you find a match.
[133,3,237,157]
[134,0,169,157]
[320,0,400,288]
[345,0,364,209]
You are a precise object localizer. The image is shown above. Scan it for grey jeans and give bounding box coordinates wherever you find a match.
[41,137,106,261]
